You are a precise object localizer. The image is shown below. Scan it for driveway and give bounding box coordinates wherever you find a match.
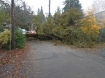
[27,40,105,78]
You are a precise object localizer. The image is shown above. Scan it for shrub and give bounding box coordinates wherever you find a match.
[0,29,11,49]
[65,8,83,26]
[81,25,99,42]
[0,25,4,32]
[0,28,26,49]
[36,17,54,39]
[15,29,26,48]
[81,16,100,42]
[60,27,83,45]
[42,17,54,35]
[80,10,100,47]
[99,27,105,42]
[52,25,63,38]
[53,26,96,48]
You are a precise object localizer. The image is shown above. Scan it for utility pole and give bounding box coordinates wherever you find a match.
[11,0,15,49]
[49,0,51,17]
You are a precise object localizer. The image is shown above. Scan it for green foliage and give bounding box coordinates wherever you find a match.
[13,2,34,30]
[0,8,10,25]
[65,8,83,26]
[53,8,83,28]
[60,27,83,47]
[34,7,98,47]
[0,25,4,32]
[61,27,79,44]
[35,6,45,23]
[0,29,11,48]
[63,0,82,12]
[53,26,95,48]
[42,17,54,35]
[15,29,26,48]
[52,25,63,38]
[0,0,33,30]
[31,2,102,48]
[81,10,100,42]
[36,17,54,36]
[32,8,46,34]
[99,27,105,42]
[53,13,62,25]
[52,8,99,48]
[0,0,10,25]
[0,28,26,49]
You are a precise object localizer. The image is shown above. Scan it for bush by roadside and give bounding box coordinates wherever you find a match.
[15,29,26,48]
[99,27,105,42]
[0,28,26,50]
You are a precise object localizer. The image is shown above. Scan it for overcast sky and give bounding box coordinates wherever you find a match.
[5,0,94,15]
[22,0,94,15]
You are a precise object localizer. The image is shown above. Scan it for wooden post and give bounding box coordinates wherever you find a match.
[49,0,51,17]
[11,0,15,49]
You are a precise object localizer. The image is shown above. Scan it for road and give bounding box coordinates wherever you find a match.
[27,40,105,78]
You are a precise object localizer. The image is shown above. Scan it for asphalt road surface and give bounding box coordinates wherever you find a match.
[28,40,105,78]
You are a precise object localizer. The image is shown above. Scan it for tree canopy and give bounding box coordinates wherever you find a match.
[63,0,82,12]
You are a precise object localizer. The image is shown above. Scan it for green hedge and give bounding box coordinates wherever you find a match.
[15,29,26,48]
[0,28,26,49]
[99,27,105,42]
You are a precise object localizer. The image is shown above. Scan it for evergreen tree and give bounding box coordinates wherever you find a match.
[56,6,61,13]
[34,6,46,23]
[0,0,10,25]
[14,1,34,30]
[37,6,44,15]
[37,8,40,15]
[63,0,82,12]
[40,6,43,15]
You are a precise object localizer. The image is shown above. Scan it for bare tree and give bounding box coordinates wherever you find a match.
[93,0,105,13]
